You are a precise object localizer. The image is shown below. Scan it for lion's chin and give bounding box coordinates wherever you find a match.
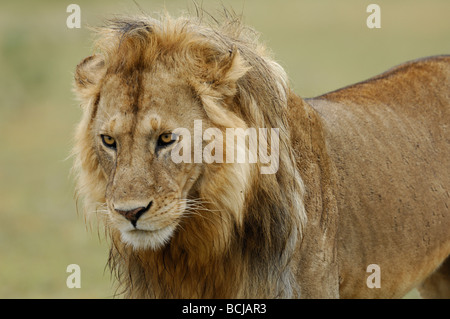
[119,226,175,251]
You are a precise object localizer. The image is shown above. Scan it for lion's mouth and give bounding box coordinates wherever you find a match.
[119,223,177,250]
[128,227,165,234]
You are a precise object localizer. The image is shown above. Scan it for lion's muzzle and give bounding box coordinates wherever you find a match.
[114,201,153,227]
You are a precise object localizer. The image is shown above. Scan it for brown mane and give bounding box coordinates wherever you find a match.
[73,12,306,298]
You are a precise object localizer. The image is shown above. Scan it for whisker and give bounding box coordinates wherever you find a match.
[175,197,229,226]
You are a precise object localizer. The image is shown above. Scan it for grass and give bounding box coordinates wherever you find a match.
[0,0,448,298]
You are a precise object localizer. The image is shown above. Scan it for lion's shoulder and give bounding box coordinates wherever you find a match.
[314,55,450,106]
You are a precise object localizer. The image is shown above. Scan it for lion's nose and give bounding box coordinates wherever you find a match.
[115,201,152,227]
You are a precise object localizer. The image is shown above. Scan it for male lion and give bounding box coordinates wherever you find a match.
[72,13,450,298]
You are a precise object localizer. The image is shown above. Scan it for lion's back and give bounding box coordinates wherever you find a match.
[307,55,450,298]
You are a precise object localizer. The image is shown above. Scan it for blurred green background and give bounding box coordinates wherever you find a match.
[0,0,449,298]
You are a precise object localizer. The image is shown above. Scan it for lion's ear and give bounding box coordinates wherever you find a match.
[194,46,250,98]
[191,47,250,128]
[73,55,106,101]
[213,47,249,89]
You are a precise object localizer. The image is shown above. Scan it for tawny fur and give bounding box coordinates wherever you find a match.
[72,12,450,298]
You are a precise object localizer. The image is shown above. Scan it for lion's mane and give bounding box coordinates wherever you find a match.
[72,12,306,298]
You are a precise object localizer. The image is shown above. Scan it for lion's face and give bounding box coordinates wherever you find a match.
[73,15,309,299]
[74,21,270,253]
[94,67,209,250]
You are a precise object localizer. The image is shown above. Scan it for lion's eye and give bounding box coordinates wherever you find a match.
[157,133,175,147]
[101,135,116,149]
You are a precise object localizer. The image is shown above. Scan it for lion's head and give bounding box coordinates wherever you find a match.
[72,13,306,298]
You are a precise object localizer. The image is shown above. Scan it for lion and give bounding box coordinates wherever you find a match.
[72,12,450,298]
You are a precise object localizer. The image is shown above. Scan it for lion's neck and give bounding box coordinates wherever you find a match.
[110,234,247,298]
